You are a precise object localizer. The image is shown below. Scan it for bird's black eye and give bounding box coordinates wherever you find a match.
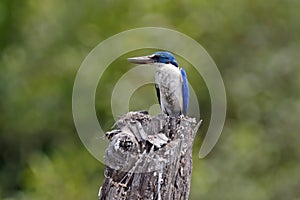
[151,55,160,61]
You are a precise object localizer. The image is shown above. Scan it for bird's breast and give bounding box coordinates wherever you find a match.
[155,64,183,115]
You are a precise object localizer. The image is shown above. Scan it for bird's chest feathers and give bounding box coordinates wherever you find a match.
[155,64,182,88]
[155,64,182,107]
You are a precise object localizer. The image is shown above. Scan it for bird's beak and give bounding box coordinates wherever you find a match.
[127,55,155,64]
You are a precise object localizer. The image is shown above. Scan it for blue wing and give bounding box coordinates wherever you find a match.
[180,68,189,115]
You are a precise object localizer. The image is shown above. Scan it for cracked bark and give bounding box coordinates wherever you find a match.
[98,111,201,200]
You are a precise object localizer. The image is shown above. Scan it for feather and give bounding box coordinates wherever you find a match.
[155,84,161,107]
[180,68,189,115]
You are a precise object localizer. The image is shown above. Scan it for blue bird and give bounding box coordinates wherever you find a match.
[128,51,189,116]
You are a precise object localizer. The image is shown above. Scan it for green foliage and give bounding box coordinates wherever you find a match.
[0,0,300,199]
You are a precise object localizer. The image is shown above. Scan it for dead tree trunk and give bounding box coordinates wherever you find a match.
[98,111,201,200]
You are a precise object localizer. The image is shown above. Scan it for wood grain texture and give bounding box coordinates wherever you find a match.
[98,111,201,200]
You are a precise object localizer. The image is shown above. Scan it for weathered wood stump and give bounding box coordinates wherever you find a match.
[98,111,201,200]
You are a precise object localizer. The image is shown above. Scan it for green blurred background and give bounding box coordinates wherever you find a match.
[1,0,300,199]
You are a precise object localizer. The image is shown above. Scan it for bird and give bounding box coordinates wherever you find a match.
[128,51,189,117]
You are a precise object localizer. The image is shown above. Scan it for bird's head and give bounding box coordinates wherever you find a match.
[128,51,178,67]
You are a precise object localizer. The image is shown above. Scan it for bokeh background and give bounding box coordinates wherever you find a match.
[1,0,300,199]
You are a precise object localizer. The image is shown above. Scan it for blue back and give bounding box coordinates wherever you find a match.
[180,68,189,115]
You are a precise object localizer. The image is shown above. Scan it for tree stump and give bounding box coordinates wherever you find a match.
[98,111,201,200]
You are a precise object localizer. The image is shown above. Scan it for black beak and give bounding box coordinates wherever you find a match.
[127,55,156,64]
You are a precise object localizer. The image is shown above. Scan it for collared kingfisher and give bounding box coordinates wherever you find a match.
[128,51,189,117]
